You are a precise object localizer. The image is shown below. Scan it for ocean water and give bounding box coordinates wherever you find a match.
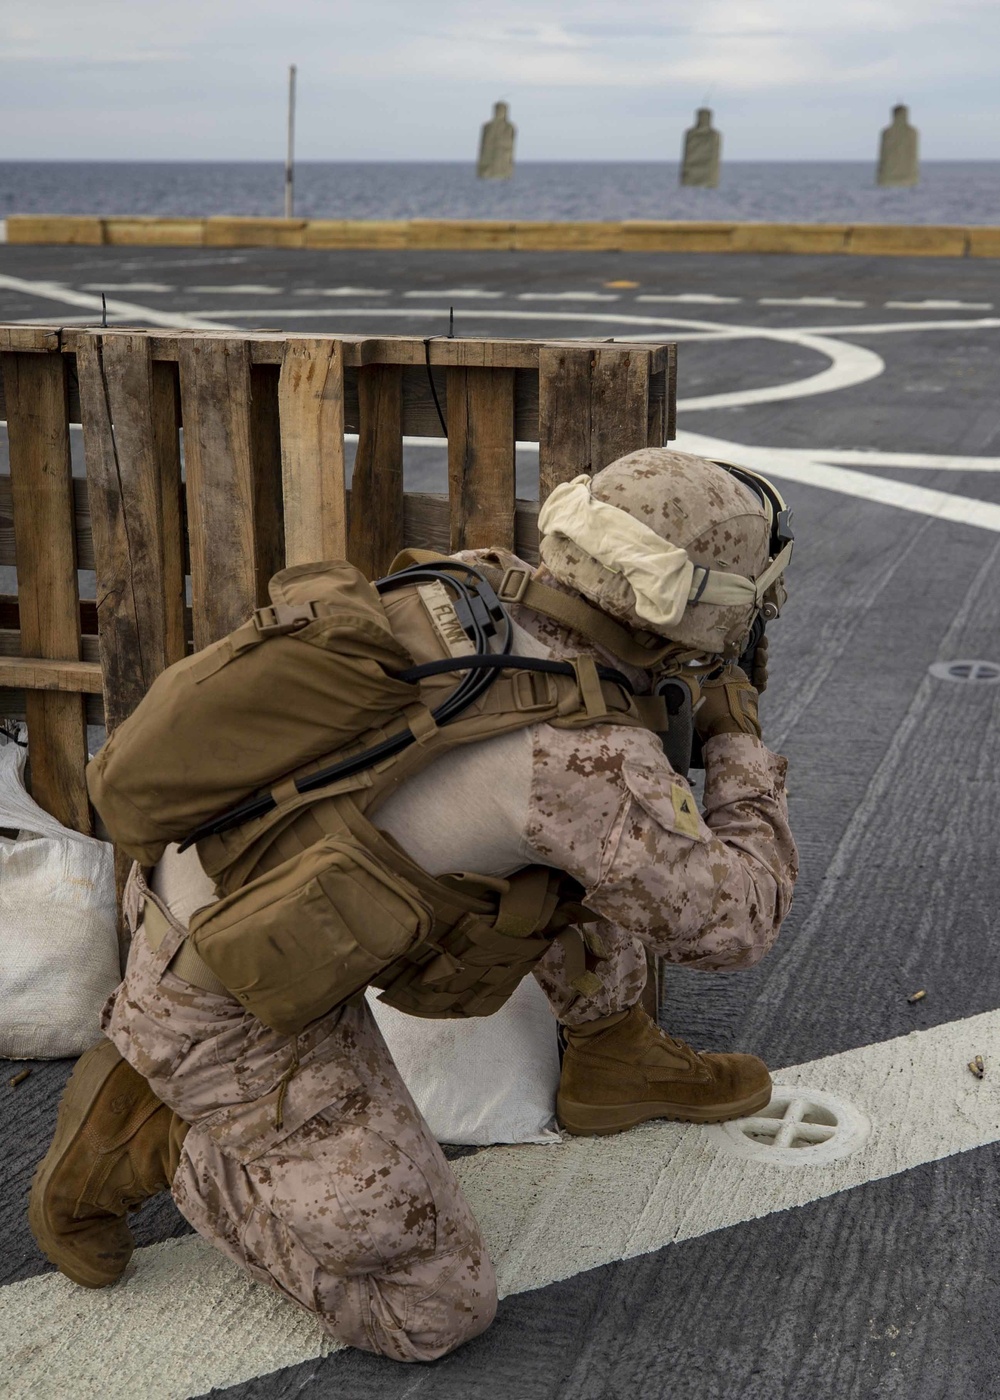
[1,161,999,226]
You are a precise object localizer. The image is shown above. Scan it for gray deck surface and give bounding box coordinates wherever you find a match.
[1,244,999,1399]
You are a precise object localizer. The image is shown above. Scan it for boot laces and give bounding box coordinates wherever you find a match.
[652,1026,703,1068]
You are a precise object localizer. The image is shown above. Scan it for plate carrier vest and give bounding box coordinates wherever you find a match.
[88,552,673,1036]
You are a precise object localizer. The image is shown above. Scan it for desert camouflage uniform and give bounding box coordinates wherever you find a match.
[102,551,796,1361]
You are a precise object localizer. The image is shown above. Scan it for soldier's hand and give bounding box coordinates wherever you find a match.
[694,665,761,741]
[750,634,768,695]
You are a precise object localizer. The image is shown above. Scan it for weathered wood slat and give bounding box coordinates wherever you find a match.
[0,686,102,722]
[0,476,194,579]
[2,479,539,582]
[0,328,61,353]
[54,328,664,371]
[664,344,678,443]
[78,334,173,732]
[0,629,101,661]
[0,474,92,568]
[1,351,91,833]
[538,346,594,500]
[177,339,259,648]
[2,350,672,444]
[0,658,103,693]
[402,493,539,563]
[277,340,347,567]
[249,363,286,595]
[349,364,404,578]
[590,346,655,469]
[2,340,672,442]
[446,366,516,551]
[538,345,660,501]
[151,360,187,664]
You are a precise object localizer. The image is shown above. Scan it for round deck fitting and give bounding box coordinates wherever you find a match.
[707,1086,871,1165]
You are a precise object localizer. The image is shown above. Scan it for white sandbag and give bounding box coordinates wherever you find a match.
[367,975,561,1145]
[0,742,121,1059]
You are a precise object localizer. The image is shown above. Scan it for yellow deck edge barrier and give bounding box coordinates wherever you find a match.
[6,215,1000,257]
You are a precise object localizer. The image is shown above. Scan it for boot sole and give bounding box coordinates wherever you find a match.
[28,1038,134,1289]
[557,1084,773,1137]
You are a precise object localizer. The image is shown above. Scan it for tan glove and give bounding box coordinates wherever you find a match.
[694,664,761,741]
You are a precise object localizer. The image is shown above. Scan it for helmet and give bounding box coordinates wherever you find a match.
[537,447,793,656]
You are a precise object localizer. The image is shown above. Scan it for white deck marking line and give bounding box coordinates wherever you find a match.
[758,297,865,307]
[80,282,175,294]
[174,305,886,413]
[5,314,147,327]
[794,316,1000,336]
[0,274,235,332]
[3,1009,999,1400]
[403,289,504,298]
[382,432,1000,497]
[886,299,993,310]
[292,286,390,296]
[185,284,282,294]
[674,429,1000,533]
[636,293,742,304]
[516,292,619,301]
[804,448,1000,472]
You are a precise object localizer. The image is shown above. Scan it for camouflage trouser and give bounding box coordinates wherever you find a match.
[102,883,497,1362]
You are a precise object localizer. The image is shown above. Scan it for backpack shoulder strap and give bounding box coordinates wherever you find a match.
[474,563,675,670]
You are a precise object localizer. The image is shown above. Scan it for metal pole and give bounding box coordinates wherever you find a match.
[284,64,297,219]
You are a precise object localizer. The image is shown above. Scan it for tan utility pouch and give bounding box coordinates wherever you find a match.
[87,561,417,866]
[189,836,433,1036]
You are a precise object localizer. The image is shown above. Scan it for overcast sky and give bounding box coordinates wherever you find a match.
[2,0,997,162]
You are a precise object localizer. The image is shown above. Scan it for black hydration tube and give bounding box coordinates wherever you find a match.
[176,562,632,852]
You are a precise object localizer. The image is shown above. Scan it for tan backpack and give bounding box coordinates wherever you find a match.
[89,553,668,1034]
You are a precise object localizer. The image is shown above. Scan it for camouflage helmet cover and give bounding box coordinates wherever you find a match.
[538,447,775,654]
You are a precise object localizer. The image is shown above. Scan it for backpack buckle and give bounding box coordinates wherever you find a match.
[252,601,320,637]
[497,568,531,604]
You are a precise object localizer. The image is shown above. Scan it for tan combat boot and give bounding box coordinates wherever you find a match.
[557,1003,771,1136]
[28,1037,189,1287]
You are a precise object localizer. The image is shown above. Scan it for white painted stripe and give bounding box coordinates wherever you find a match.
[674,429,1000,533]
[516,291,619,301]
[0,274,233,332]
[388,436,1000,479]
[758,296,865,307]
[469,1009,1000,1296]
[80,282,175,294]
[676,329,884,410]
[185,284,281,295]
[170,304,887,413]
[0,220,7,243]
[4,314,139,326]
[795,316,1000,336]
[885,299,993,310]
[3,1010,999,1398]
[293,286,389,296]
[403,289,504,299]
[808,448,1000,472]
[636,293,742,304]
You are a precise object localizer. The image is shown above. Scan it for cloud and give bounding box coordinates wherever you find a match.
[333,0,1000,94]
[1,0,998,157]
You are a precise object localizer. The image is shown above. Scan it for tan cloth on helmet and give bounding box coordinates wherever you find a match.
[538,447,774,653]
[538,473,793,629]
[538,475,697,628]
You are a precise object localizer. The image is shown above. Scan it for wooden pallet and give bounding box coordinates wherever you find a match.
[0,327,676,837]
